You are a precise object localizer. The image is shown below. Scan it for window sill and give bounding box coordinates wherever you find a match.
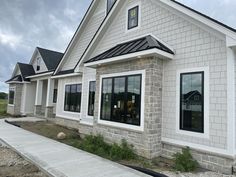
[8,104,14,107]
[97,119,144,132]
[176,129,209,139]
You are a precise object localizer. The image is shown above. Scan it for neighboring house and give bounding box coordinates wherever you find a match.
[6,47,63,116]
[5,0,236,174]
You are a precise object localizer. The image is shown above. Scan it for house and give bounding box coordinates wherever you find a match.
[5,0,236,174]
[6,47,63,116]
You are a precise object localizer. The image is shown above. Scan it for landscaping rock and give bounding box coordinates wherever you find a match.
[57,132,66,140]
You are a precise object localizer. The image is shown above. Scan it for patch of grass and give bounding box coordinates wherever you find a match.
[0,99,8,118]
[79,135,137,161]
[173,147,198,172]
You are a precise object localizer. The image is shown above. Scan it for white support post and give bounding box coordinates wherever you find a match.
[46,78,54,107]
[35,80,43,105]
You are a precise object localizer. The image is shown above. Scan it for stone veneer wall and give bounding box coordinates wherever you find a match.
[7,84,23,115]
[92,57,163,158]
[162,142,235,174]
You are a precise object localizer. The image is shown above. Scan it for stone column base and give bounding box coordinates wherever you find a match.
[45,106,55,118]
[34,105,42,117]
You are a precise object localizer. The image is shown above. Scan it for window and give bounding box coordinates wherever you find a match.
[88,81,96,116]
[36,58,41,71]
[180,72,204,133]
[128,6,139,30]
[9,87,15,105]
[107,0,116,14]
[53,89,57,103]
[101,74,141,126]
[64,84,82,113]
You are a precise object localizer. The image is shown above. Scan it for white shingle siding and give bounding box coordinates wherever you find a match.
[85,0,228,150]
[56,76,83,120]
[61,0,106,71]
[32,52,48,73]
[80,67,96,124]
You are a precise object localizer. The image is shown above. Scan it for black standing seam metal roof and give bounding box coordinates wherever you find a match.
[37,47,64,70]
[85,35,174,64]
[74,0,236,69]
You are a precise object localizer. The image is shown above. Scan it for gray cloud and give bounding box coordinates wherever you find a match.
[0,0,92,92]
[0,0,236,93]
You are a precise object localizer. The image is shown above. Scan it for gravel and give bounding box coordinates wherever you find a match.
[0,142,48,177]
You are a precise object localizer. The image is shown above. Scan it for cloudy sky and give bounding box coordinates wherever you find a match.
[0,0,236,93]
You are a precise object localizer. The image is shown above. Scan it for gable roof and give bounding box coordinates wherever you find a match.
[74,0,236,72]
[5,75,23,83]
[6,62,35,83]
[18,62,35,80]
[85,35,174,64]
[53,0,95,75]
[170,0,236,33]
[37,47,63,71]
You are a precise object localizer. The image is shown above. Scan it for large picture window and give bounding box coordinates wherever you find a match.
[9,87,15,105]
[180,72,204,133]
[88,81,96,116]
[64,84,82,113]
[128,6,139,30]
[101,74,141,126]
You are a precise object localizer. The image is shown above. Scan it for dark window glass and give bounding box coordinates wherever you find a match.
[100,74,142,126]
[101,78,112,120]
[9,88,15,105]
[64,84,82,113]
[53,89,57,103]
[36,58,41,71]
[88,81,96,116]
[107,0,116,14]
[180,72,204,133]
[127,75,141,126]
[112,77,126,123]
[128,6,139,30]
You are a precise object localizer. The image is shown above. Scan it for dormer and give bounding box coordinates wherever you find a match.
[30,47,63,73]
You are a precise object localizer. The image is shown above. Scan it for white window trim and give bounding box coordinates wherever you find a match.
[98,70,145,132]
[125,1,141,33]
[8,87,16,106]
[86,79,96,119]
[176,67,209,139]
[62,82,82,115]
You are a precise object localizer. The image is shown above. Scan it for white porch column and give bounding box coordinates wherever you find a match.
[46,78,55,107]
[35,80,43,105]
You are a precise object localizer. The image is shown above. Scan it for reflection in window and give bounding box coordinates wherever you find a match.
[101,74,142,126]
[180,72,204,133]
[128,6,139,30]
[9,88,15,105]
[53,89,57,103]
[64,84,82,113]
[88,81,96,116]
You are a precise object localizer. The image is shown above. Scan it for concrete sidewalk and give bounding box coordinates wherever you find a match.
[0,119,151,177]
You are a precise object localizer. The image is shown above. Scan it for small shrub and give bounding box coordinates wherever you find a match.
[79,135,136,161]
[173,147,198,172]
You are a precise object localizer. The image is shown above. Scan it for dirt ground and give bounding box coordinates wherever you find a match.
[0,143,48,177]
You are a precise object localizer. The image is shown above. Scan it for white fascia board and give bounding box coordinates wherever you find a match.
[226,36,236,47]
[26,71,53,79]
[84,48,174,68]
[157,0,236,40]
[6,81,30,84]
[51,72,82,79]
[75,0,123,72]
[54,1,97,74]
